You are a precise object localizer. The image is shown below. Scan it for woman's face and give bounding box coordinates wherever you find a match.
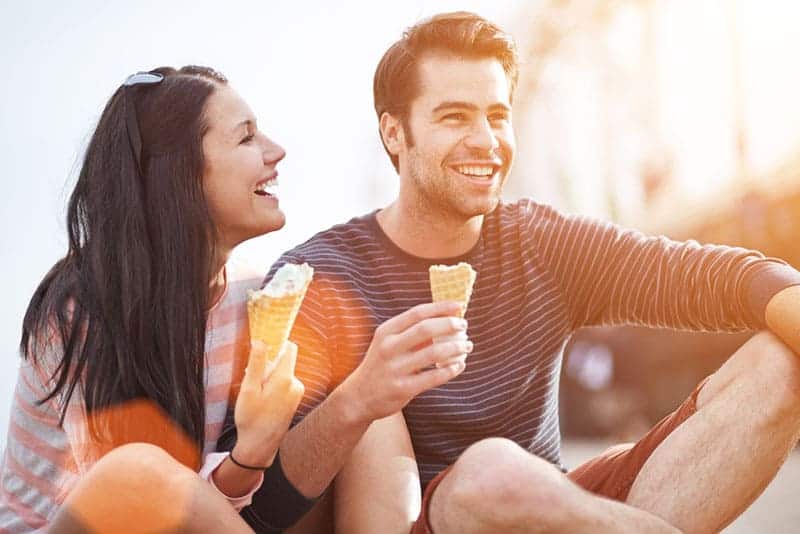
[201,84,286,251]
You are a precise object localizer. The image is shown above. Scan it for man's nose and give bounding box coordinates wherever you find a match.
[464,117,500,152]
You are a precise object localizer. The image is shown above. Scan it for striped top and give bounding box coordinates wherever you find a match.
[271,199,778,487]
[0,259,262,533]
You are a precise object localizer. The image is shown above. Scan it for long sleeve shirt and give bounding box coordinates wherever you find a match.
[263,199,800,487]
[0,259,264,532]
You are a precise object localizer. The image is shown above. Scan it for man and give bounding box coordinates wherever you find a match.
[235,11,800,533]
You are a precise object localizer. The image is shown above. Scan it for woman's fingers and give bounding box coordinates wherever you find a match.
[241,340,269,392]
[273,341,298,379]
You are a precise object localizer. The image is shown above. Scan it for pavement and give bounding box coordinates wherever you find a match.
[561,439,800,533]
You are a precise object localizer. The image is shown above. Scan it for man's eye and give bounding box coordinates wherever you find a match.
[443,113,467,122]
[490,114,510,123]
[240,134,255,144]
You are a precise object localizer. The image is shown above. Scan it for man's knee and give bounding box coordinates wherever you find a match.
[440,438,572,528]
[750,332,800,415]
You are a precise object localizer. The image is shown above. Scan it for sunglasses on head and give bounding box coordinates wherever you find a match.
[123,71,165,176]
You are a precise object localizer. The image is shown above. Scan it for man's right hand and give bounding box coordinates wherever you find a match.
[339,301,472,425]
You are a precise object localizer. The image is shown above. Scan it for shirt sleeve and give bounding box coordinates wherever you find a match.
[0,331,87,533]
[523,201,793,332]
[740,260,800,327]
[199,452,264,511]
[27,330,97,477]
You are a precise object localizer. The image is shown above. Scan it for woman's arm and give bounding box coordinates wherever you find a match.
[334,412,421,534]
[211,340,304,500]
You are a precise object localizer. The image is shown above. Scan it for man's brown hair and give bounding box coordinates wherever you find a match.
[373,11,519,171]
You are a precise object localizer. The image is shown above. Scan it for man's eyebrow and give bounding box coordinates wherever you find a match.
[488,103,512,113]
[432,101,479,114]
[431,102,511,113]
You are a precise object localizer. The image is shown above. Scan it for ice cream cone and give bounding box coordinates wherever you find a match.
[247,263,314,364]
[429,262,477,318]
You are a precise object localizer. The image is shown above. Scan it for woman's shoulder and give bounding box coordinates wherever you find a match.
[225,256,266,284]
[218,256,266,308]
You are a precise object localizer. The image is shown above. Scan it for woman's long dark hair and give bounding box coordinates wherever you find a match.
[20,66,228,467]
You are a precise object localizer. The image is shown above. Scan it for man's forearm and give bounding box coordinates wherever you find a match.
[765,284,800,355]
[280,386,372,498]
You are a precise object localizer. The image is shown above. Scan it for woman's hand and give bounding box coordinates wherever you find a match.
[232,340,305,468]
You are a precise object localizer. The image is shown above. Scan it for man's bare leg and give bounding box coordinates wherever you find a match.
[49,443,254,534]
[627,332,800,533]
[428,438,680,533]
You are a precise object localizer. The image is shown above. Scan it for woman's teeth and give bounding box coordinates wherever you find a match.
[254,179,279,196]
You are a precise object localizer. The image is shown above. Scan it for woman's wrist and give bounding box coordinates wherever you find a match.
[230,439,277,470]
[210,452,264,501]
[229,448,272,470]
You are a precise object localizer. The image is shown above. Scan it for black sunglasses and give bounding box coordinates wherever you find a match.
[123,72,164,176]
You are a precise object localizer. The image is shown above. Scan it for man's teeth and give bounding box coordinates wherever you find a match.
[454,165,495,177]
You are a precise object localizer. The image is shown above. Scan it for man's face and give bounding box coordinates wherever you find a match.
[397,53,516,219]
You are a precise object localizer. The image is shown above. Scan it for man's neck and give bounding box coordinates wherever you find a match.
[376,198,483,259]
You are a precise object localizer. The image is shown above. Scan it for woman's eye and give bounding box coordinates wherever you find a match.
[240,134,255,144]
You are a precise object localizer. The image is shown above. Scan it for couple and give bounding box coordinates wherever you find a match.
[4,11,800,534]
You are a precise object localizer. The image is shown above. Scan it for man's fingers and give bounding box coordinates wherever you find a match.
[408,359,466,395]
[400,338,473,373]
[242,340,270,391]
[379,301,463,336]
[387,317,468,355]
[437,354,469,368]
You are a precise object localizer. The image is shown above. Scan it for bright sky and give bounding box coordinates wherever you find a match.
[0,1,528,444]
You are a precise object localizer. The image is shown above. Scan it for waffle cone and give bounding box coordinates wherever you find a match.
[429,262,477,318]
[247,265,313,363]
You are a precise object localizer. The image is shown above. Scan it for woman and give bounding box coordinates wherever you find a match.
[0,66,303,533]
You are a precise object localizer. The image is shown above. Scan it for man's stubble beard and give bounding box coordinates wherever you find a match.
[406,150,505,221]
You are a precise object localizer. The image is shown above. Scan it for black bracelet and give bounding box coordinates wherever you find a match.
[229,450,271,471]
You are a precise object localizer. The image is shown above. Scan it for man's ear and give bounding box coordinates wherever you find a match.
[379,112,405,156]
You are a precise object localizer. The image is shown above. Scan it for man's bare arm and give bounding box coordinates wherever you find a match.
[280,301,471,498]
[765,284,800,354]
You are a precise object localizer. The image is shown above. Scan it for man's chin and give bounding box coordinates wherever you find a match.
[457,197,501,218]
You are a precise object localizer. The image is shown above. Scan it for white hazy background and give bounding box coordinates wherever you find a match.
[0,1,526,444]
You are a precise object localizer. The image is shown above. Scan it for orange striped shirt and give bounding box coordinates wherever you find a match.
[0,259,262,533]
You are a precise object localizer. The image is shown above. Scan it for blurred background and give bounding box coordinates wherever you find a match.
[2,0,799,530]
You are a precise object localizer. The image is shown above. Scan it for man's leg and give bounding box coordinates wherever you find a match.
[627,331,800,533]
[49,443,254,534]
[425,438,680,534]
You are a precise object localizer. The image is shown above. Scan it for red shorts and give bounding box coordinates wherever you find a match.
[411,377,708,534]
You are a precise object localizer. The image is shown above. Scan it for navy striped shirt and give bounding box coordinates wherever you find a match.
[269,199,778,486]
